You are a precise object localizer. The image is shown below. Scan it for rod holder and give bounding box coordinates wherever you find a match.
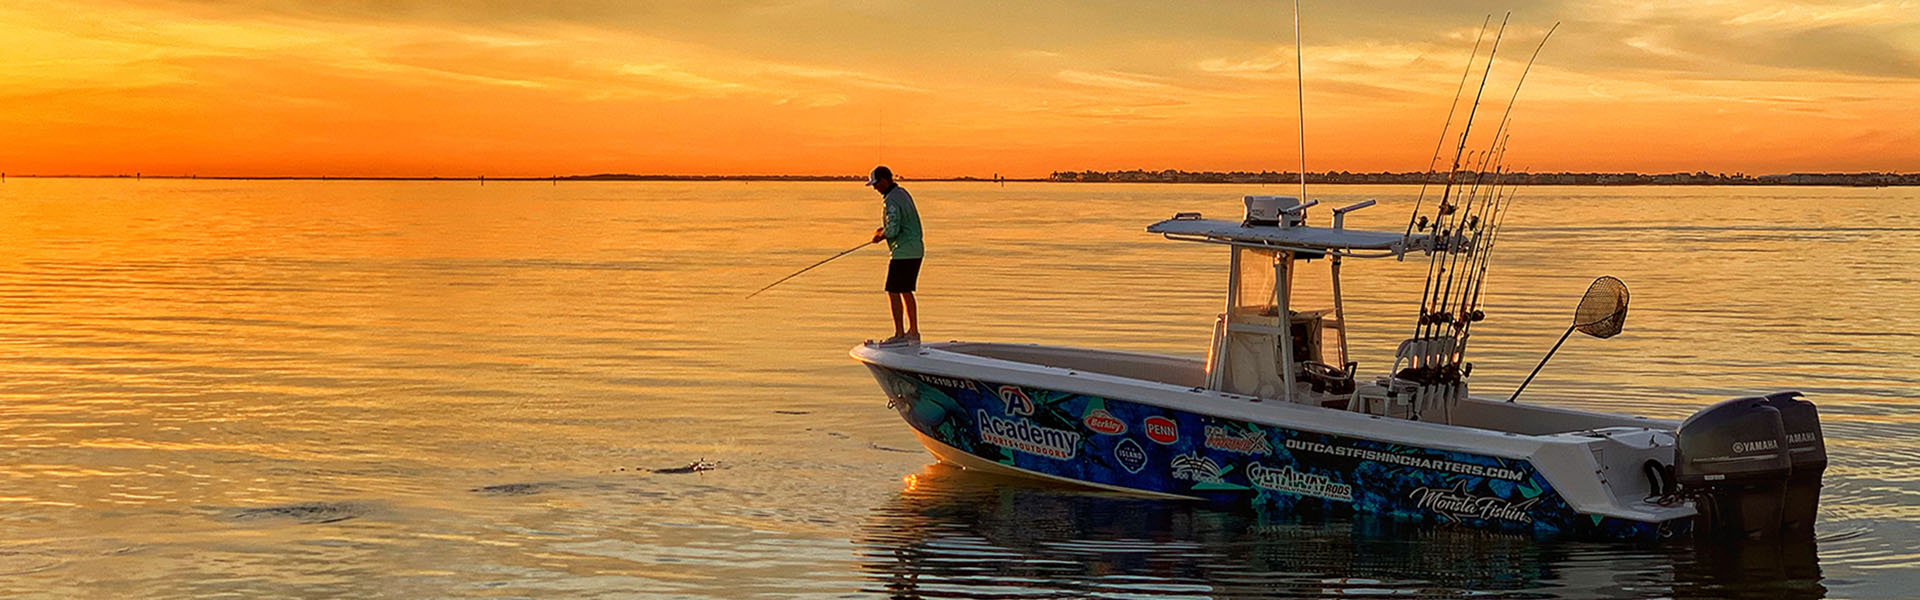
[1331,199,1376,229]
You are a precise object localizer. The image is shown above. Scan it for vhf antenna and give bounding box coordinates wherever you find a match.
[1293,0,1308,205]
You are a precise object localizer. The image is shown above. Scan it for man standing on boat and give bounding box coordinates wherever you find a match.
[868,165,923,345]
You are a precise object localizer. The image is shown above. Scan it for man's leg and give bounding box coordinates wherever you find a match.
[902,292,919,338]
[888,292,906,337]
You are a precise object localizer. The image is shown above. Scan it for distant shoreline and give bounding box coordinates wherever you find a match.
[1,174,1036,183]
[2,171,1914,187]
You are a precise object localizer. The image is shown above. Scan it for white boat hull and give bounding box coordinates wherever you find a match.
[856,341,1697,541]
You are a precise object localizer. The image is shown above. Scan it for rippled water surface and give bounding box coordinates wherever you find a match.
[1,179,1915,598]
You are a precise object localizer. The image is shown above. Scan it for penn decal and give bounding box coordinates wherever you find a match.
[1143,416,1179,445]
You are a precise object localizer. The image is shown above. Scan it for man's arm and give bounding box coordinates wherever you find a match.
[874,197,901,242]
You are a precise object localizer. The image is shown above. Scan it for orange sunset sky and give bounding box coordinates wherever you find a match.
[2,0,1915,178]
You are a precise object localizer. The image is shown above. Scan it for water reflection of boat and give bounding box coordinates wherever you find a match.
[857,464,1826,598]
[852,192,1827,542]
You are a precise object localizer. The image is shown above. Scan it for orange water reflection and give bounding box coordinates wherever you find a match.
[0,178,1913,597]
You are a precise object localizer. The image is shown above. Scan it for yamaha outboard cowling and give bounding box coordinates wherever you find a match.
[1761,391,1826,537]
[1676,396,1792,540]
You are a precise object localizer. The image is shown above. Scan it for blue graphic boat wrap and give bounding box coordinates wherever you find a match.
[868,365,1690,541]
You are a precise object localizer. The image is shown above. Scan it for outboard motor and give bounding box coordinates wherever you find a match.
[1676,396,1793,540]
[1761,391,1826,538]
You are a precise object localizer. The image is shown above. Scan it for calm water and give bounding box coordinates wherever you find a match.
[1,179,1916,599]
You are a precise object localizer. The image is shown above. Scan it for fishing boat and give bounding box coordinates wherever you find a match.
[851,194,1825,541]
[851,18,1825,541]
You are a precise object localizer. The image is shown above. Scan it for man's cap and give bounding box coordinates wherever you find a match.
[865,165,893,186]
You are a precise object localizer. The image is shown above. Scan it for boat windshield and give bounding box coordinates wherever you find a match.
[1232,249,1280,322]
[1290,257,1346,366]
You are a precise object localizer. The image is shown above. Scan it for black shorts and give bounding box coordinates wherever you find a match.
[885,258,922,293]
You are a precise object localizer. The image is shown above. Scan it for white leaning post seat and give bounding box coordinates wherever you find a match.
[1385,336,1465,422]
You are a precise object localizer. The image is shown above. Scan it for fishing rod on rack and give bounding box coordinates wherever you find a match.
[1441,134,1512,293]
[1430,141,1508,332]
[1422,141,1502,345]
[1458,168,1519,337]
[1446,145,1512,344]
[1418,21,1557,339]
[1439,24,1560,345]
[1411,12,1508,351]
[1404,15,1493,243]
[1431,24,1560,395]
[1393,17,1563,422]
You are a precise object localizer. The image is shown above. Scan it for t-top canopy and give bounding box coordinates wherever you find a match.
[1146,215,1424,255]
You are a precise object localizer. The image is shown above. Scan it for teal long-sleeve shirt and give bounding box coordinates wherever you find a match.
[880,186,924,259]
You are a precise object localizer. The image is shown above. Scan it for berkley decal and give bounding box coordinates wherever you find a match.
[1143,416,1179,445]
[1247,463,1353,502]
[1409,481,1540,524]
[1204,425,1271,455]
[1170,452,1225,483]
[976,410,1079,460]
[1113,438,1147,474]
[1083,409,1127,435]
[995,385,1035,416]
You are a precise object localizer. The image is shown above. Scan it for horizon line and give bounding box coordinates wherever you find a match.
[3,167,1920,181]
[3,169,1916,186]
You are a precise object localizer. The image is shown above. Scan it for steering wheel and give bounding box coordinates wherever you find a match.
[1299,361,1356,395]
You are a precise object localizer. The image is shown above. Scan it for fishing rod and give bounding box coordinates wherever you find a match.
[1467,162,1525,314]
[1457,176,1516,341]
[1442,20,1559,269]
[1455,148,1512,315]
[1426,152,1505,386]
[1420,142,1512,418]
[1439,24,1560,353]
[1461,185,1518,346]
[1448,157,1511,350]
[1413,13,1508,347]
[1423,17,1560,350]
[744,241,876,299]
[1447,51,1549,374]
[1433,136,1510,329]
[1404,14,1492,242]
[1483,23,1561,159]
[1452,156,1521,328]
[1409,23,1503,354]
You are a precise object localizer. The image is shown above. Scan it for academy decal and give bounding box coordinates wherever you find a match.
[1283,438,1525,481]
[1204,425,1271,455]
[976,410,1079,460]
[1247,463,1353,502]
[1409,481,1540,524]
[1143,416,1179,445]
[1083,409,1127,435]
[1113,438,1147,474]
[1170,452,1225,483]
[995,385,1035,416]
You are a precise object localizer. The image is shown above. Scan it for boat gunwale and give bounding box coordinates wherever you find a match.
[854,340,1669,459]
